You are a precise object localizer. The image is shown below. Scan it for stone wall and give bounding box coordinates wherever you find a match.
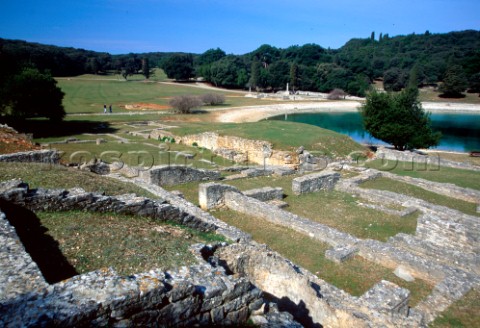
[139,165,221,186]
[0,149,60,164]
[150,131,298,167]
[215,243,424,328]
[375,147,480,172]
[0,207,263,327]
[292,170,340,195]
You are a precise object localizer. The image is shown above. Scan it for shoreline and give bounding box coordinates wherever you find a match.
[214,100,480,123]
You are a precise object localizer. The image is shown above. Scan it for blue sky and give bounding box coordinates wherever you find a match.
[1,0,479,54]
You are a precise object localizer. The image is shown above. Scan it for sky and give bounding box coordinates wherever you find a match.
[1,0,479,55]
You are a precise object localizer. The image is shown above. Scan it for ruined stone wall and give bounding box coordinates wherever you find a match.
[215,243,424,328]
[151,131,298,167]
[292,170,340,195]
[375,147,480,172]
[0,149,60,164]
[0,208,263,327]
[139,165,221,186]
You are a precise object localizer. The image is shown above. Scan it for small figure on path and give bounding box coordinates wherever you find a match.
[109,104,112,114]
[103,104,107,114]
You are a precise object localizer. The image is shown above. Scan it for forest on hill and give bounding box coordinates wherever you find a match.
[1,30,479,97]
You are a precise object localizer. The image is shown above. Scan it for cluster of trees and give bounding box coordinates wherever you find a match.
[0,39,156,80]
[160,30,480,97]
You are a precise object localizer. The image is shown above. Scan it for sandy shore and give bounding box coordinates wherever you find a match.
[214,100,480,123]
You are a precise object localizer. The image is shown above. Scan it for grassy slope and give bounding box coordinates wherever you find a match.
[171,120,365,157]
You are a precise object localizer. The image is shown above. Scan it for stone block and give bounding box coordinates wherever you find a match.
[198,183,240,210]
[140,165,220,186]
[292,171,340,195]
[325,245,358,263]
[360,280,410,316]
[243,187,283,202]
[393,265,415,282]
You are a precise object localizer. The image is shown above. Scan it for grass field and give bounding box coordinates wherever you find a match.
[429,287,480,328]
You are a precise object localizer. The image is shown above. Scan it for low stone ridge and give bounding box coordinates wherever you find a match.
[376,147,480,172]
[0,149,60,164]
[199,182,241,210]
[0,210,49,302]
[109,176,251,243]
[243,186,284,202]
[140,165,221,186]
[292,170,340,195]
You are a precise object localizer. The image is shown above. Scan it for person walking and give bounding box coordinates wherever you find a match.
[103,104,107,114]
[109,104,112,114]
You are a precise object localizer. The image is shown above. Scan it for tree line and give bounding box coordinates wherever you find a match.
[0,30,479,121]
[162,30,480,97]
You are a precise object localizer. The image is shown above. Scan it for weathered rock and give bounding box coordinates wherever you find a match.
[140,165,221,186]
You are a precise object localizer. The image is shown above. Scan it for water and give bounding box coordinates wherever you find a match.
[271,112,480,152]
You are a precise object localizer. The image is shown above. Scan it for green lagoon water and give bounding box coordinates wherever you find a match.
[271,112,480,152]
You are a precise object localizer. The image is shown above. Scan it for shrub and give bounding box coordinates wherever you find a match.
[327,88,347,100]
[169,95,203,114]
[200,93,226,106]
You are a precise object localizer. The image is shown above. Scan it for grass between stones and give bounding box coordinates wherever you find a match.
[225,174,417,241]
[37,211,224,276]
[365,159,480,191]
[0,162,157,198]
[211,208,433,306]
[360,177,479,217]
[429,287,480,328]
[166,173,418,241]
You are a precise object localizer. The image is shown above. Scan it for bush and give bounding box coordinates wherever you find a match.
[169,95,203,114]
[200,93,226,106]
[327,88,347,100]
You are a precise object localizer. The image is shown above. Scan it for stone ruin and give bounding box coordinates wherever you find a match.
[1,147,479,327]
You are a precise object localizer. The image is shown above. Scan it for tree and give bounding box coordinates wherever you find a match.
[169,95,202,114]
[439,65,468,98]
[290,63,299,91]
[361,88,441,150]
[200,93,225,106]
[162,54,194,81]
[141,58,153,79]
[383,68,407,91]
[1,67,65,121]
[327,88,347,100]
